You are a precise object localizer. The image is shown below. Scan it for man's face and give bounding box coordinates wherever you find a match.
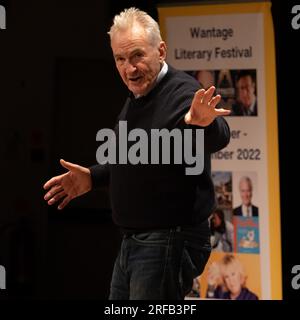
[236,76,255,108]
[239,180,252,206]
[111,24,166,96]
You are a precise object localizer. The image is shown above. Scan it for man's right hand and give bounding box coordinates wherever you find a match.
[43,159,92,210]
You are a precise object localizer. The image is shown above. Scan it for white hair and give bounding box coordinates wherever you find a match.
[108,7,162,46]
[239,176,253,191]
[219,254,247,288]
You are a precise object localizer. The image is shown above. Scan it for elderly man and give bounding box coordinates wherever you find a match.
[43,8,230,299]
[233,176,259,217]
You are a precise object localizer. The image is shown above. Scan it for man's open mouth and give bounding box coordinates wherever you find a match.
[129,76,142,82]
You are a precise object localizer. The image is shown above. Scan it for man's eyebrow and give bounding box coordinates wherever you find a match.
[114,53,122,59]
[130,48,144,54]
[113,48,145,60]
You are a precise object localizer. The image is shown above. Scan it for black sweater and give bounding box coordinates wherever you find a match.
[90,65,230,229]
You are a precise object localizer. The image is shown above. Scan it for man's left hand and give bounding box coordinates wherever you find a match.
[184,86,231,127]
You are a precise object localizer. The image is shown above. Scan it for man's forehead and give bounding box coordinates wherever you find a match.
[112,43,147,57]
[240,181,251,189]
[238,76,253,84]
[111,28,149,54]
[112,24,147,43]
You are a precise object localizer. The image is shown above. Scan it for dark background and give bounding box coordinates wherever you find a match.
[0,0,299,300]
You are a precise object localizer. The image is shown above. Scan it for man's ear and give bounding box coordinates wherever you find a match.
[158,41,167,62]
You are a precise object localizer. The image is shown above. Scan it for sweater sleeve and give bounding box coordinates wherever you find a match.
[203,116,231,154]
[89,163,110,189]
[177,114,231,154]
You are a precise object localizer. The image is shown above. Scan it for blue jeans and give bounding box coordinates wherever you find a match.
[109,219,211,300]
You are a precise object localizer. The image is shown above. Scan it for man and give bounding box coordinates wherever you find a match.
[231,70,257,116]
[43,8,230,299]
[233,176,259,217]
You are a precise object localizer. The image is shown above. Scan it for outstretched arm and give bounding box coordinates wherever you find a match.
[43,159,92,210]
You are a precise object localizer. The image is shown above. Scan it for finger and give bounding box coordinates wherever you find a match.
[202,86,216,105]
[48,190,67,205]
[43,175,64,190]
[58,195,72,210]
[193,89,205,104]
[184,111,192,124]
[209,95,221,109]
[44,184,64,201]
[215,108,231,116]
[60,159,78,171]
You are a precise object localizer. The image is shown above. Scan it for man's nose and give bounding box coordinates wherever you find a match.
[125,60,137,73]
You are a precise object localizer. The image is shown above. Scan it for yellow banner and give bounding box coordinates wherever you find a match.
[158,1,281,300]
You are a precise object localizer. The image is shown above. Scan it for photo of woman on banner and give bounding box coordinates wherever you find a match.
[210,208,234,252]
[206,254,258,300]
[231,70,257,116]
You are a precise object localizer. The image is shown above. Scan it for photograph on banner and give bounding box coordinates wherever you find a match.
[232,171,259,218]
[210,208,234,253]
[233,216,260,254]
[212,171,232,210]
[211,171,234,253]
[198,252,261,300]
[186,69,257,116]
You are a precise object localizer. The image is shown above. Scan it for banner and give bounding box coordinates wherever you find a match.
[158,1,281,300]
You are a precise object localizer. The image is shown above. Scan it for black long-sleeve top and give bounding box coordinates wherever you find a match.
[90,65,230,229]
